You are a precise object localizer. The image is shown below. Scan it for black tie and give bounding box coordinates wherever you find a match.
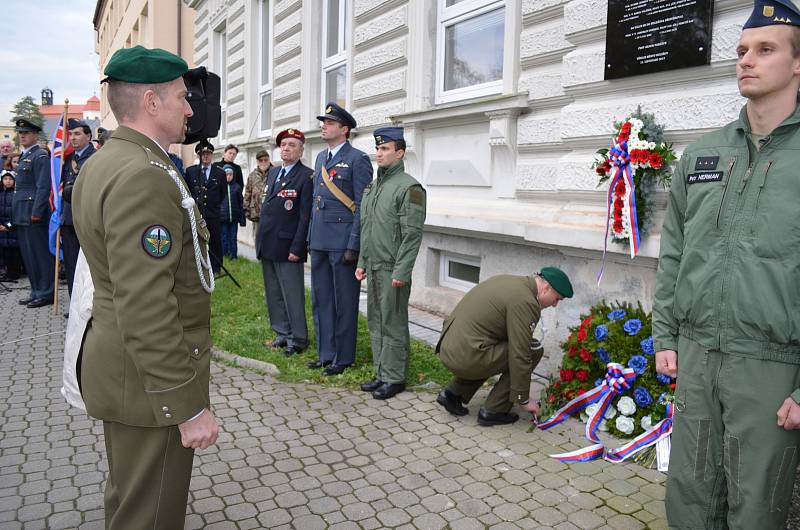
[276,167,286,185]
[202,166,208,184]
[326,151,332,165]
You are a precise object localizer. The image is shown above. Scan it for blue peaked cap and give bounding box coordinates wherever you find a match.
[744,0,800,28]
[373,127,404,145]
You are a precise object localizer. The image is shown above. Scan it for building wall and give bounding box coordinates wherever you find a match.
[94,0,196,161]
[186,0,751,359]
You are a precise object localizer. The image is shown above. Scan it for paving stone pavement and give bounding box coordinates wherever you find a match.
[0,278,673,530]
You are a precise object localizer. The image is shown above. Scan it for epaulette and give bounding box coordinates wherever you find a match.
[141,145,175,173]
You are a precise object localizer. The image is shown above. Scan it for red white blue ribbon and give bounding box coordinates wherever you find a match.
[605,402,673,463]
[539,363,636,462]
[597,139,641,284]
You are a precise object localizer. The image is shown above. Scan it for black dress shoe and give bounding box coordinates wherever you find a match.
[27,298,54,308]
[19,298,33,305]
[477,408,519,427]
[323,364,351,376]
[360,378,383,392]
[307,360,332,369]
[436,389,469,416]
[283,345,306,356]
[372,383,405,400]
[266,338,288,349]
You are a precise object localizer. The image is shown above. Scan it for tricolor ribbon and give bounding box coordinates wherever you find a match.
[538,363,636,462]
[597,139,641,284]
[605,402,673,463]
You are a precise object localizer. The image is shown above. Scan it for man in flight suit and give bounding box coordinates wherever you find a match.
[356,127,426,400]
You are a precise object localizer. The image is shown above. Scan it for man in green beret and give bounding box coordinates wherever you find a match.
[435,267,572,426]
[72,45,219,530]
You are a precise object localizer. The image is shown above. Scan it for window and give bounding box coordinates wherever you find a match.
[257,0,273,135]
[436,0,505,104]
[321,0,348,108]
[214,25,227,140]
[440,253,481,291]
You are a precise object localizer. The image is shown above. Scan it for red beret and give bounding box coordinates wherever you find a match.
[275,128,305,146]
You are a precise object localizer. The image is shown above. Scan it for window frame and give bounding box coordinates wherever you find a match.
[439,252,481,292]
[214,23,228,142]
[257,0,274,136]
[435,0,505,104]
[320,0,349,108]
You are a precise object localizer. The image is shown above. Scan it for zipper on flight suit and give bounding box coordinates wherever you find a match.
[752,160,773,213]
[716,157,737,229]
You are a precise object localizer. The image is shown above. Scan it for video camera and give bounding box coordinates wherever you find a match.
[182,66,221,145]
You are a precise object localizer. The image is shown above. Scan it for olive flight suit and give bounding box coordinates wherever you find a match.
[358,160,426,384]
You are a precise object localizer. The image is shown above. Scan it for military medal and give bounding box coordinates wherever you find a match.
[284,199,294,211]
[141,225,172,258]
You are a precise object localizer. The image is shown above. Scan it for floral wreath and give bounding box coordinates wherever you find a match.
[593,107,676,257]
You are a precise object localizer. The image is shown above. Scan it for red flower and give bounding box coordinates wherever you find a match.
[577,328,587,342]
[670,383,676,391]
[547,394,556,403]
[553,381,560,389]
[650,152,663,169]
[579,348,592,362]
[614,181,626,195]
[560,369,574,382]
[581,315,593,329]
[614,198,625,210]
[613,220,624,233]
[575,369,589,382]
[577,388,587,395]
[621,122,632,132]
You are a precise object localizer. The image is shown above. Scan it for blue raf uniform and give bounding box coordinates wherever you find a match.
[60,119,96,297]
[257,128,314,355]
[308,103,373,373]
[12,118,54,307]
[185,140,225,272]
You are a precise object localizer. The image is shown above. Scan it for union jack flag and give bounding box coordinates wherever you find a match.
[49,115,74,254]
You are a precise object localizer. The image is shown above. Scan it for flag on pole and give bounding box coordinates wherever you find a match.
[49,115,73,255]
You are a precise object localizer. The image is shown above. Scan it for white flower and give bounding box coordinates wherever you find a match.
[618,396,637,416]
[585,403,600,417]
[598,419,609,432]
[640,415,653,430]
[648,142,656,150]
[616,415,635,435]
[604,404,617,419]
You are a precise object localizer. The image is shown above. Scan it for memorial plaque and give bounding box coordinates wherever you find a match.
[604,0,714,80]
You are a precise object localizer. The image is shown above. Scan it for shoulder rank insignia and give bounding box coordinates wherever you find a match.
[142,225,172,258]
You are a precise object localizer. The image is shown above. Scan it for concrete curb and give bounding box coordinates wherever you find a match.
[211,346,281,376]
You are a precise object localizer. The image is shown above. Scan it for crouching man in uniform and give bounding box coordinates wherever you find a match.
[72,46,219,530]
[435,268,572,426]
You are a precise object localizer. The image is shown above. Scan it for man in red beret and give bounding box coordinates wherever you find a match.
[256,128,314,356]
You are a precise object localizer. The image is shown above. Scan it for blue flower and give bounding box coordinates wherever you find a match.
[595,378,603,387]
[633,387,653,407]
[623,318,643,336]
[608,309,627,321]
[640,336,655,356]
[628,355,648,375]
[595,325,609,341]
[656,373,673,385]
[597,347,610,363]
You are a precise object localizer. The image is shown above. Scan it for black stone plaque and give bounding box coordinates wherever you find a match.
[604,0,714,80]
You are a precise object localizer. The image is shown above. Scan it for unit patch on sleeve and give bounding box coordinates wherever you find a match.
[409,188,425,205]
[141,225,172,258]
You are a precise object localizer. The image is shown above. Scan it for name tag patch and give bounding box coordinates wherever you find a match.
[687,171,723,185]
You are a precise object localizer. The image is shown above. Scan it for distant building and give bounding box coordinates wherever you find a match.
[93,0,196,163]
[38,88,102,139]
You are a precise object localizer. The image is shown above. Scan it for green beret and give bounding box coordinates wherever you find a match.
[103,45,188,84]
[540,267,573,298]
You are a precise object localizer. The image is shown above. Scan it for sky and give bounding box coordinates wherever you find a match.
[1,0,99,120]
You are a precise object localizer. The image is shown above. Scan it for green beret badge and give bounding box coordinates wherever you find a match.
[142,225,172,258]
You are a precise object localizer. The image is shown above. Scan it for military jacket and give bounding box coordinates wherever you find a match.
[185,163,224,221]
[357,161,426,282]
[438,275,542,404]
[244,166,269,221]
[73,126,212,428]
[11,144,50,226]
[308,142,373,251]
[60,143,96,225]
[654,103,800,372]
[256,162,313,262]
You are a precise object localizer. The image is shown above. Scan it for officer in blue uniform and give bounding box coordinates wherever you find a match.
[185,140,224,273]
[61,119,96,297]
[12,118,54,308]
[308,103,373,375]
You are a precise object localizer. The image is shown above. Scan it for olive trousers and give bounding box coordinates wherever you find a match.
[367,267,411,384]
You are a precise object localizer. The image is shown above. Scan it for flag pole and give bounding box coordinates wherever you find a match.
[53,99,68,315]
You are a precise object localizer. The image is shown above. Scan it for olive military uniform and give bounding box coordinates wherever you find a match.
[73,47,213,530]
[358,158,425,385]
[654,4,800,522]
[437,275,542,412]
